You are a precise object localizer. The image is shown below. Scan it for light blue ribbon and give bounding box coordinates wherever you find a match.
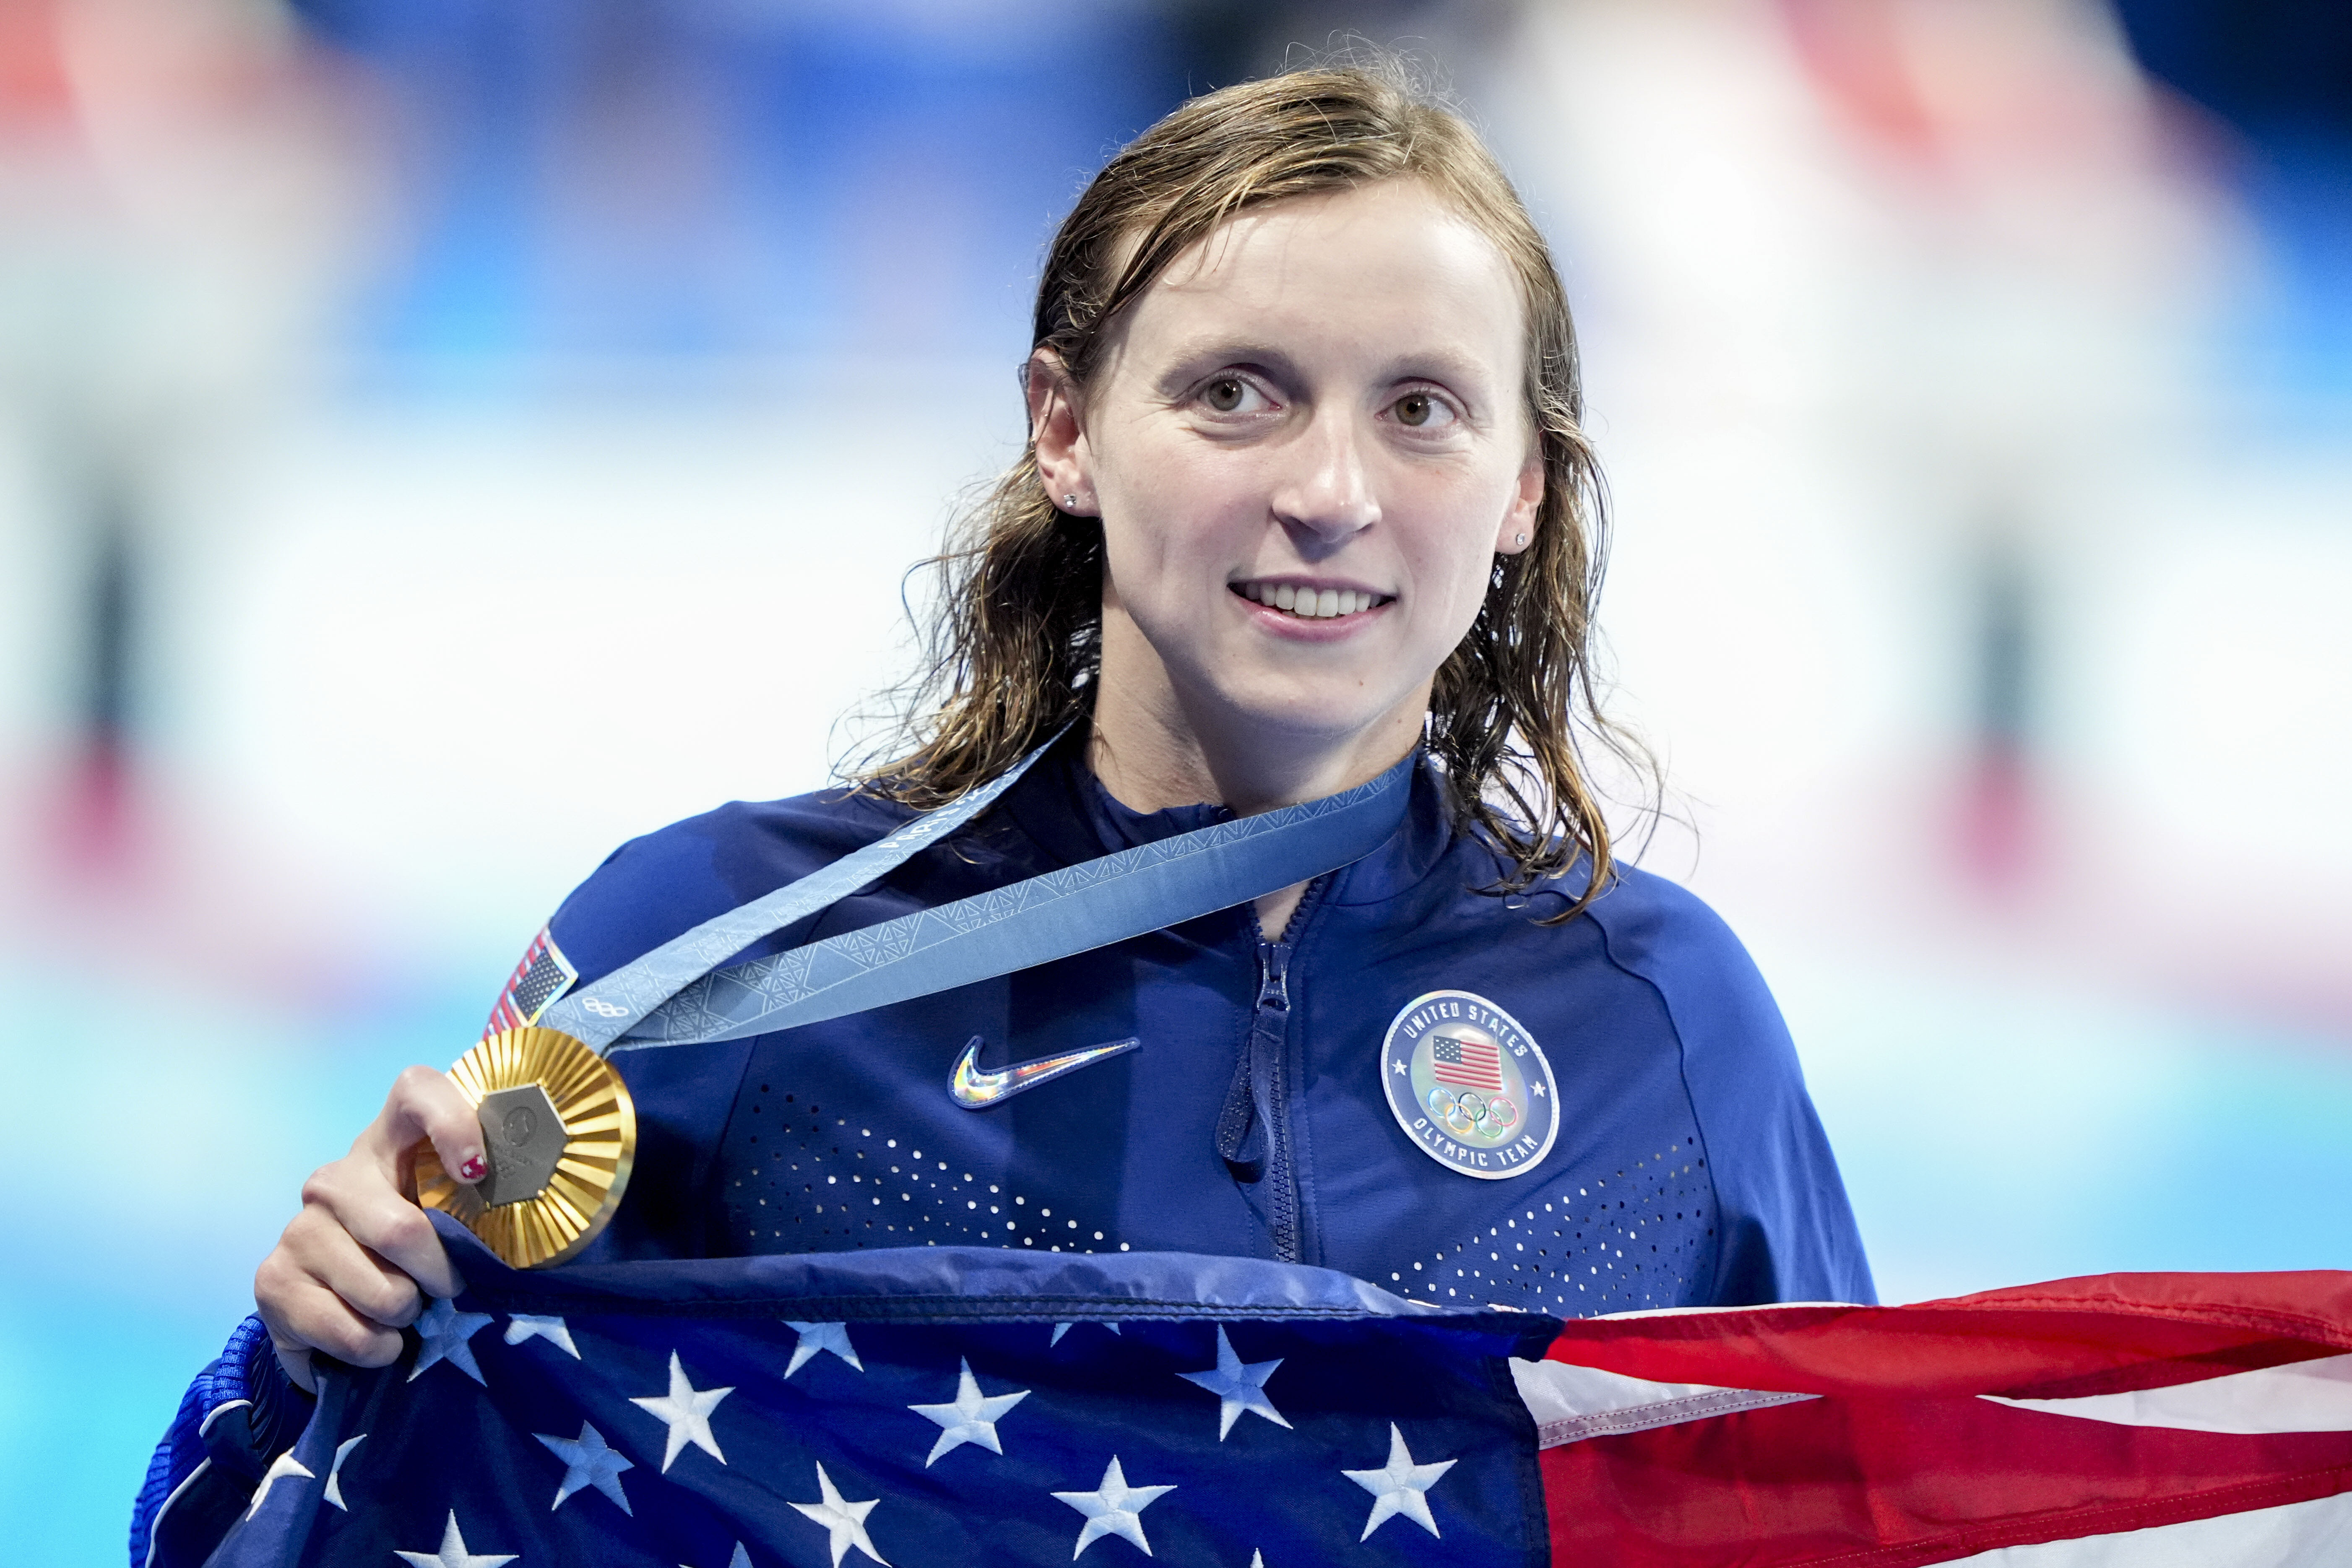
[540,742,1053,1051]
[541,743,1416,1057]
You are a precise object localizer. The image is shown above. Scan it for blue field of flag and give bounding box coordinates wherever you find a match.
[195,1222,1556,1568]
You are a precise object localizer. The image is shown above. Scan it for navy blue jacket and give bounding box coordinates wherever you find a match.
[135,739,1871,1564]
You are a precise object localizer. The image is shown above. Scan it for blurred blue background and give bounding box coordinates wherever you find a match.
[3,0,2348,1558]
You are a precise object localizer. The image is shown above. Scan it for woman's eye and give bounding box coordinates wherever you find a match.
[1195,374,1276,416]
[1393,391,1455,429]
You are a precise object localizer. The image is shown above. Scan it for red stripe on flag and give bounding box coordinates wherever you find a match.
[1539,1388,2352,1567]
[1531,1271,2352,1566]
[1539,1272,2352,1398]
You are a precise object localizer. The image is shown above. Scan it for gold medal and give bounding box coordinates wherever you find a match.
[414,1027,636,1269]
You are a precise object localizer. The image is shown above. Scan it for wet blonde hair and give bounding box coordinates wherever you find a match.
[862,58,1645,916]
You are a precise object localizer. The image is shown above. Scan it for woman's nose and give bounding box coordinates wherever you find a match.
[1269,411,1380,545]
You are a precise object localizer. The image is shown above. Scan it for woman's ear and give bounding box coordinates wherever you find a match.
[1027,349,1092,513]
[1496,450,1544,553]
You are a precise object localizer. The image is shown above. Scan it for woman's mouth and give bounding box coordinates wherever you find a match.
[1231,581,1395,620]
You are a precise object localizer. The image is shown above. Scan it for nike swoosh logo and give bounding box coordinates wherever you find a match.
[949,1035,1140,1110]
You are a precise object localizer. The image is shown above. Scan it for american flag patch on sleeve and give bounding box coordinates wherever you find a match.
[486,925,578,1037]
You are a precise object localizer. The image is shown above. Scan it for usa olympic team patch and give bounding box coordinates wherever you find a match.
[1380,990,1558,1179]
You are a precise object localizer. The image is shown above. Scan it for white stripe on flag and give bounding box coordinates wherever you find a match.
[1509,1356,1816,1446]
[1983,1352,2352,1435]
[1940,1487,2352,1566]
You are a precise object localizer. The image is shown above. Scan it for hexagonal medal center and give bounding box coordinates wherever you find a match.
[471,1082,567,1207]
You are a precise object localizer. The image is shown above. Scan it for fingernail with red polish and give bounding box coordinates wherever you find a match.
[460,1156,487,1183]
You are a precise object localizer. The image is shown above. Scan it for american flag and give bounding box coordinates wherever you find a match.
[486,926,576,1036]
[1429,1034,1502,1092]
[187,1220,1548,1568]
[171,1219,2352,1568]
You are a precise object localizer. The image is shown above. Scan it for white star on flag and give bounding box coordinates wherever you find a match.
[1341,1422,1456,1540]
[1049,1321,1121,1347]
[1052,1456,1176,1558]
[536,1421,635,1513]
[908,1357,1031,1466]
[788,1461,890,1567]
[505,1314,580,1358]
[323,1433,365,1511]
[630,1351,734,1472]
[409,1298,494,1385]
[1176,1326,1292,1439]
[244,1448,312,1519]
[784,1321,864,1376]
[392,1510,517,1568]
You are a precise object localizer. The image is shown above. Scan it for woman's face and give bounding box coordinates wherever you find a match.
[1045,178,1544,773]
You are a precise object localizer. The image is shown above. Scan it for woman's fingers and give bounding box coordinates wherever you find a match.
[345,1064,478,1298]
[280,1198,429,1325]
[254,1237,408,1396]
[375,1063,489,1189]
[255,1267,404,1367]
[303,1147,467,1303]
[254,1064,484,1393]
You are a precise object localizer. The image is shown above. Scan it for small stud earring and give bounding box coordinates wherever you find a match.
[1514,532,1527,547]
[1064,493,1079,509]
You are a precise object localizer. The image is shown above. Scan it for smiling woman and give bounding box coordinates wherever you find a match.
[137,58,1875,1565]
[875,73,1628,937]
[1047,179,1542,809]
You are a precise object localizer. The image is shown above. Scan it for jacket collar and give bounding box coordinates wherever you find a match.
[996,725,1460,910]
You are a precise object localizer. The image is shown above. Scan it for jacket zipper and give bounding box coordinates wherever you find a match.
[1252,936,1299,1261]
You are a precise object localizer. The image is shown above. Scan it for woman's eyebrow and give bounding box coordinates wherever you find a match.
[1379,345,1496,392]
[1149,338,1499,398]
[1149,339,1303,393]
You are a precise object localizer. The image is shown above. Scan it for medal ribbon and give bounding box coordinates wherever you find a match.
[541,745,1417,1057]
[538,741,1053,1051]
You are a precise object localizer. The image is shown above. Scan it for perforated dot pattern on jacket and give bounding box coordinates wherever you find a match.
[715,1084,1130,1257]
[1382,1143,1714,1315]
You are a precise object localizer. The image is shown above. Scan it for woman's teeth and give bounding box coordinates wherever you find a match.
[1240,582,1384,619]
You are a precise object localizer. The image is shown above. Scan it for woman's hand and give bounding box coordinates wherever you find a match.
[253,1066,486,1394]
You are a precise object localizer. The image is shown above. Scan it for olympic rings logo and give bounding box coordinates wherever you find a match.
[581,998,630,1018]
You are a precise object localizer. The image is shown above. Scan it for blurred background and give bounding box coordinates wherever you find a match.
[3,0,2347,1555]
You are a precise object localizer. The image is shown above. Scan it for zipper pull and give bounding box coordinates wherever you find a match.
[1256,941,1291,1014]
